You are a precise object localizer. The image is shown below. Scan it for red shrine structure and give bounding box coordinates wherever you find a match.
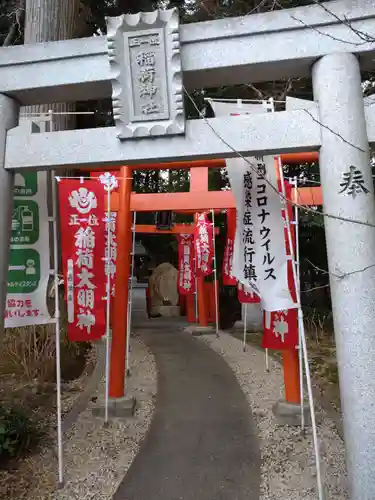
[88,151,321,407]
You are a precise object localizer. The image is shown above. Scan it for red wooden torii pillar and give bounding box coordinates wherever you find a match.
[105,152,321,401]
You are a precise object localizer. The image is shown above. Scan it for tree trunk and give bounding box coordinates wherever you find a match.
[21,0,83,303]
[22,0,81,131]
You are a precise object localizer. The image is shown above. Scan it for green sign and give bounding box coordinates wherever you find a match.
[8,249,41,294]
[13,173,38,197]
[11,200,39,245]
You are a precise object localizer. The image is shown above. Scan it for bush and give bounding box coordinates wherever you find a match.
[1,323,91,383]
[303,306,334,345]
[0,406,41,463]
[1,324,56,381]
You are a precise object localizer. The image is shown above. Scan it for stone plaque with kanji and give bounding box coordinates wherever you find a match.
[106,9,185,139]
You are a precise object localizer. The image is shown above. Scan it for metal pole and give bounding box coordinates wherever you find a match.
[104,186,112,426]
[277,157,324,500]
[265,347,269,372]
[264,100,274,371]
[194,257,198,323]
[293,175,305,431]
[52,175,64,487]
[211,210,219,337]
[126,211,137,376]
[193,212,198,324]
[243,303,247,351]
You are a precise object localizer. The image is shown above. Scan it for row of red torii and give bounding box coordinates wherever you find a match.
[87,152,321,405]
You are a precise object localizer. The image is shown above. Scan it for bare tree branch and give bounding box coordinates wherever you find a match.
[2,0,25,47]
[290,13,365,47]
[277,78,294,101]
[303,109,366,153]
[312,0,375,44]
[246,83,265,100]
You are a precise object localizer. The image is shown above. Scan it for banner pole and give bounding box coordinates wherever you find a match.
[277,158,324,500]
[104,186,112,426]
[265,348,270,372]
[211,210,219,337]
[243,303,247,351]
[194,213,198,324]
[194,257,198,324]
[52,174,63,488]
[99,172,118,425]
[126,297,130,368]
[263,309,270,372]
[293,176,305,431]
[126,211,137,376]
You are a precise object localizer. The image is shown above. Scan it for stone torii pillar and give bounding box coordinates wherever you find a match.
[312,53,375,499]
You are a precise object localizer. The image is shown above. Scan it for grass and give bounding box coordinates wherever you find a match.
[0,405,44,465]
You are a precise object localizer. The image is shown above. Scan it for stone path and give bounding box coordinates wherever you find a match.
[198,332,348,500]
[113,322,261,500]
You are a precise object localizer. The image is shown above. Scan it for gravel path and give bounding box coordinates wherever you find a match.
[21,336,157,500]
[198,332,348,500]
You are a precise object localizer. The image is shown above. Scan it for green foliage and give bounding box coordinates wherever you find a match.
[0,405,41,462]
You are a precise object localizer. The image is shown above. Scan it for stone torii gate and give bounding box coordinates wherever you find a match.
[1,1,375,498]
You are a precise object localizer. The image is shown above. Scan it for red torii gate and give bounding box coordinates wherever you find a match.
[98,152,321,407]
[130,224,220,325]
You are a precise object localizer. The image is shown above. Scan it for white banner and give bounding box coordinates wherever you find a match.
[207,99,265,116]
[210,99,295,312]
[5,172,52,327]
[228,156,295,311]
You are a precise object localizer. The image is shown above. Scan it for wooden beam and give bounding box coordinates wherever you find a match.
[129,191,235,211]
[280,152,318,164]
[108,186,322,212]
[136,224,220,234]
[295,186,323,206]
[87,152,319,173]
[190,167,209,192]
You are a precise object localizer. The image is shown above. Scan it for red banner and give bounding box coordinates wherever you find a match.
[223,209,237,285]
[59,180,106,342]
[194,212,213,277]
[262,308,298,349]
[104,212,117,298]
[237,283,260,304]
[177,234,195,295]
